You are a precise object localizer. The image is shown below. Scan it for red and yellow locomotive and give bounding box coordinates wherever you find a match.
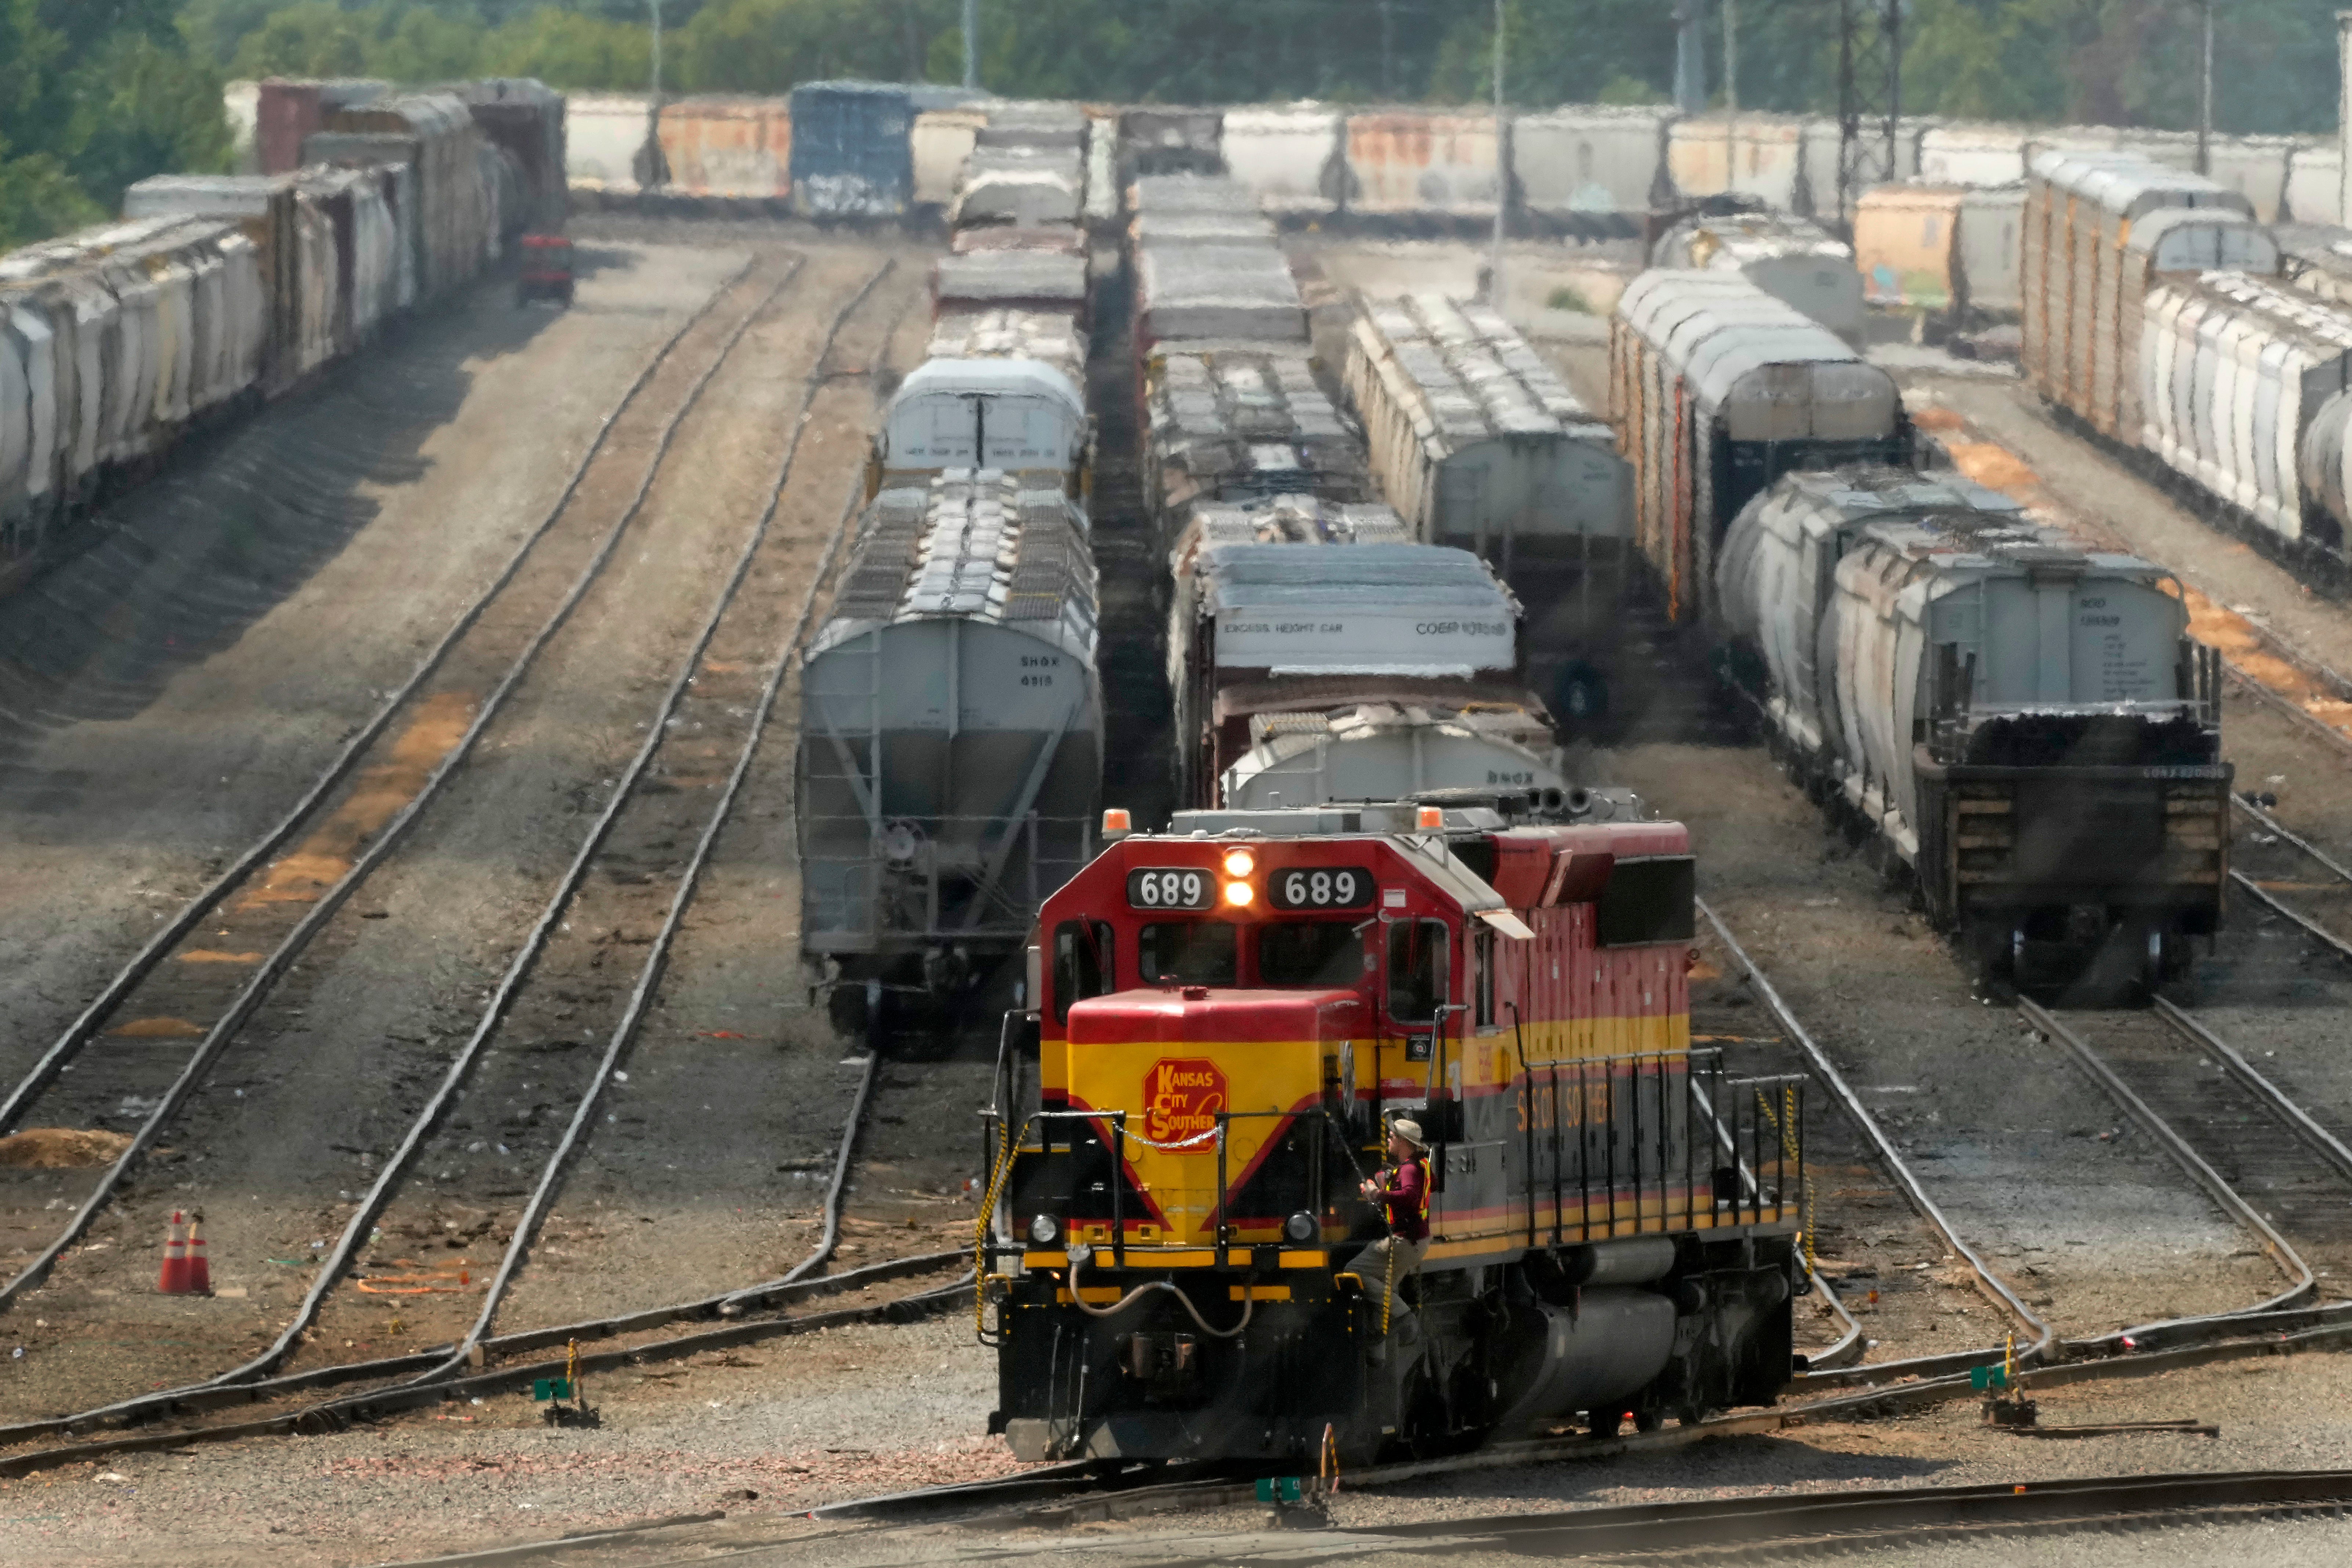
[981,798,1808,1464]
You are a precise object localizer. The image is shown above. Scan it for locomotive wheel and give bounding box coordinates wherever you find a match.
[1633,1405,1666,1434]
[1586,1406,1621,1440]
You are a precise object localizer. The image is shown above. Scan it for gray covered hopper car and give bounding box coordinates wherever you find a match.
[1165,497,1558,810]
[798,472,1101,1028]
[1142,346,1369,550]
[1714,468,2228,995]
[1610,270,1905,622]
[1649,211,1865,345]
[1344,291,1629,578]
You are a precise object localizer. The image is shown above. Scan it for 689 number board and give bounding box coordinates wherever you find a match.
[1127,867,1214,910]
[1268,865,1375,911]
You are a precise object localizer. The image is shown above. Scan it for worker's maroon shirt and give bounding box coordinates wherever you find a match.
[1378,1156,1430,1242]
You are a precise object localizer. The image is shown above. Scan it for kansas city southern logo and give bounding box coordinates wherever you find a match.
[1144,1057,1228,1146]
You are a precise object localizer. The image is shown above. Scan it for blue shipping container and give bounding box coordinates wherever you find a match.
[789,81,917,218]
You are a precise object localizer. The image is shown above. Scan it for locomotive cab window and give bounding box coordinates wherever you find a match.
[1474,926,1496,1029]
[1385,919,1449,1024]
[1139,921,1237,986]
[1052,920,1114,1024]
[1259,921,1363,986]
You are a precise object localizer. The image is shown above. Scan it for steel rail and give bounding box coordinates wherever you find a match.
[0,257,801,1314]
[0,254,756,1144]
[2156,997,2352,1184]
[2233,793,2352,884]
[2017,998,2316,1328]
[1,262,907,1449]
[1697,898,2055,1374]
[2230,869,2352,966]
[417,257,896,1382]
[0,1247,963,1451]
[0,258,875,1434]
[1353,1466,2352,1556]
[0,1271,975,1480]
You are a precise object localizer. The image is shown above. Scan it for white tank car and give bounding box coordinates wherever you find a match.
[1714,467,2229,993]
[798,472,1101,1027]
[1165,495,1565,812]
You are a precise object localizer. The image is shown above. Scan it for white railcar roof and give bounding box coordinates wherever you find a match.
[1197,540,1513,617]
[1617,271,1884,414]
[1655,210,1852,269]
[895,354,1084,415]
[2028,149,2254,218]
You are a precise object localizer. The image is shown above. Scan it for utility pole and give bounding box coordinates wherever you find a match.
[964,0,980,91]
[2196,0,2214,174]
[1381,0,1396,99]
[645,0,664,191]
[1491,0,1507,312]
[1673,0,1706,114]
[1723,0,1738,192]
[1834,0,1901,234]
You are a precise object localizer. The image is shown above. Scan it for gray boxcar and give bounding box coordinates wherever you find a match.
[1342,291,1628,577]
[1714,467,2228,992]
[1608,270,1905,622]
[798,472,1101,1017]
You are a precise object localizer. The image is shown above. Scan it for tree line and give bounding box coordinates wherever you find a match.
[4,0,2345,249]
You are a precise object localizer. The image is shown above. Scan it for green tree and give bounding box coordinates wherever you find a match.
[487,7,650,90]
[61,30,235,213]
[671,0,945,93]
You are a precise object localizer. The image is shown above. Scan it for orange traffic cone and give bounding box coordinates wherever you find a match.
[183,1212,211,1295]
[158,1210,191,1293]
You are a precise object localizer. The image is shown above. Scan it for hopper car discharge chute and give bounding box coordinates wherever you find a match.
[980,801,1808,1464]
[1712,467,2229,999]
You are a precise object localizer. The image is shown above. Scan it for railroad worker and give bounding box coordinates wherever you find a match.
[1355,1116,1431,1333]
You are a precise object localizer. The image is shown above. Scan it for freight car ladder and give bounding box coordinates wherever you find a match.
[805,627,888,944]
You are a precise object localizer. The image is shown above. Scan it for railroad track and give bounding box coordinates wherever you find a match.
[0,254,990,1470]
[2231,794,2352,965]
[2018,998,2352,1355]
[0,251,899,1424]
[0,250,787,1314]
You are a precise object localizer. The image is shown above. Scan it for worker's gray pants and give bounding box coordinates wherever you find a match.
[1353,1235,1427,1333]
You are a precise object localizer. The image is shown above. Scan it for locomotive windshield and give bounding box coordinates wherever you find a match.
[1259,921,1363,986]
[1139,921,1238,985]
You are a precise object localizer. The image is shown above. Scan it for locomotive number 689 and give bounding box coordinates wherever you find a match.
[1268,865,1374,910]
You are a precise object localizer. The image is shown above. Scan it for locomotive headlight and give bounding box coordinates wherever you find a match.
[1222,880,1255,908]
[1283,1210,1318,1244]
[1027,1212,1063,1247]
[1222,849,1256,878]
